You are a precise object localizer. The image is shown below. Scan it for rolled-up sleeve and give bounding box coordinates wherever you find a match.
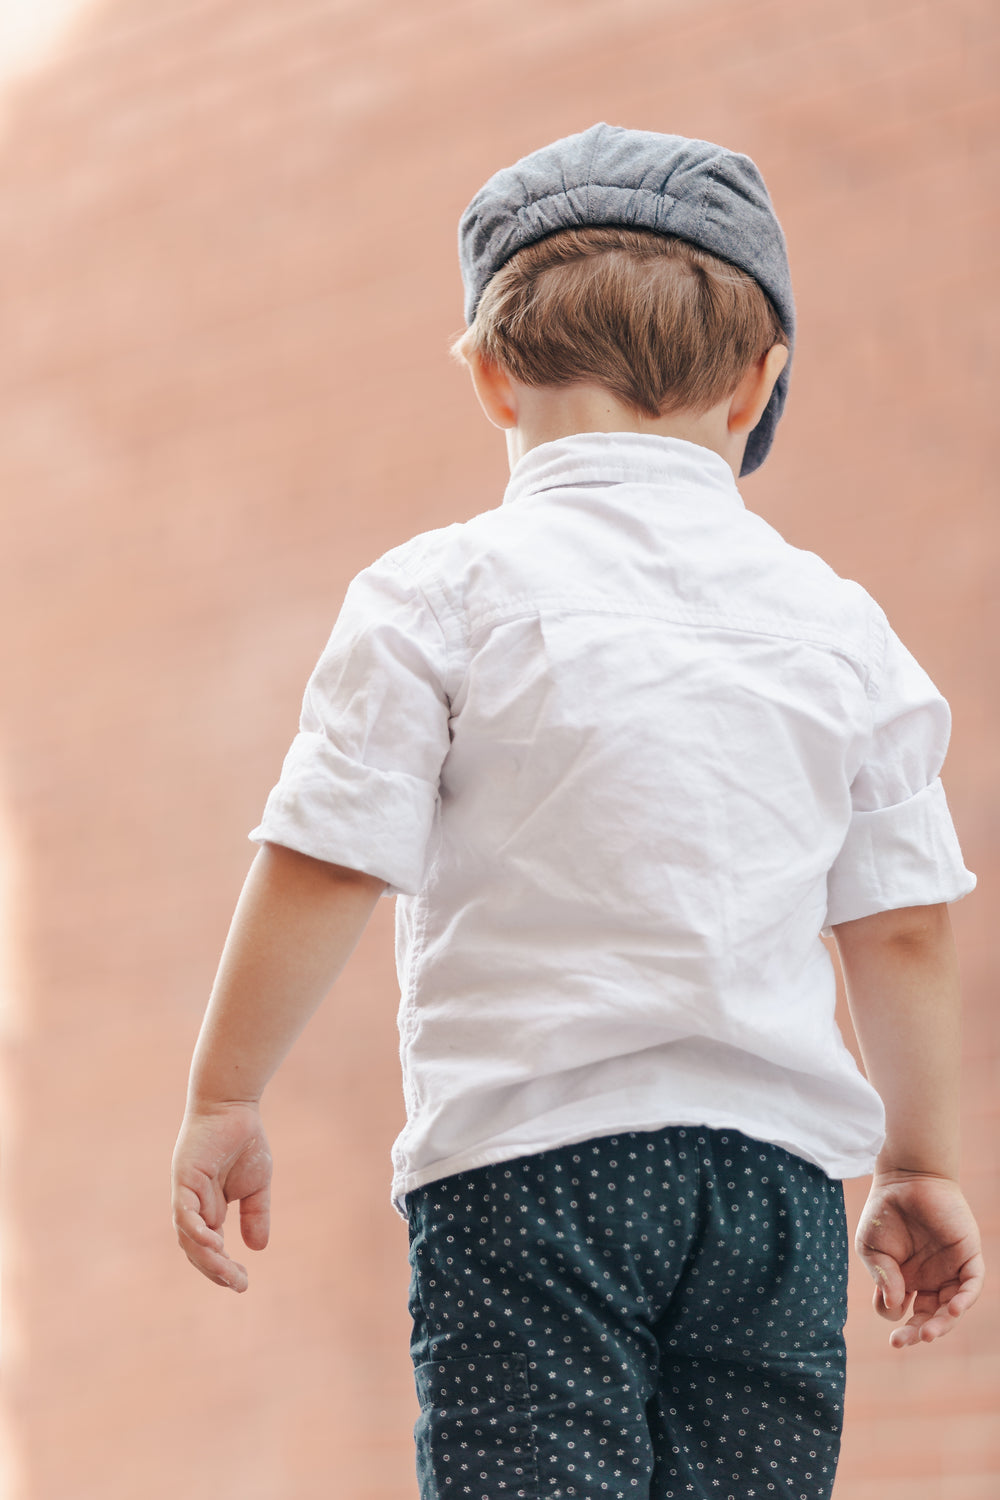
[249,555,452,896]
[825,621,976,927]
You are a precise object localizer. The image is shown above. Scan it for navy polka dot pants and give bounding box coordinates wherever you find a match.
[406,1126,848,1499]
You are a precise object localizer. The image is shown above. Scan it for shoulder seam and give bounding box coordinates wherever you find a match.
[380,552,467,700]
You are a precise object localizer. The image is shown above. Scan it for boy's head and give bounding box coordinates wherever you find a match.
[458,124,794,476]
[460,226,787,432]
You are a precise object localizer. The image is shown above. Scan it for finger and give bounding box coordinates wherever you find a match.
[176,1224,249,1292]
[172,1180,228,1236]
[909,1275,985,1345]
[953,1257,987,1314]
[173,1198,249,1292]
[239,1186,271,1252]
[915,1310,961,1344]
[889,1285,972,1349]
[872,1281,902,1322]
[889,1310,950,1349]
[173,1203,226,1253]
[865,1257,907,1319]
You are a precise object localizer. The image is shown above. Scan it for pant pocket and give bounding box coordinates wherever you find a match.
[414,1349,538,1499]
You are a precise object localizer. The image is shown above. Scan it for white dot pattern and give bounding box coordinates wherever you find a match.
[407,1127,847,1499]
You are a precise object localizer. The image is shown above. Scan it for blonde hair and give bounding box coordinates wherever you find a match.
[457,226,787,417]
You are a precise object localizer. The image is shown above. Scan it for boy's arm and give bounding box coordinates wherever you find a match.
[171,843,385,1292]
[831,902,984,1347]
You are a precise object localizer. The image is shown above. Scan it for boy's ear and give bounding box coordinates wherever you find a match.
[464,346,519,430]
[727,343,789,437]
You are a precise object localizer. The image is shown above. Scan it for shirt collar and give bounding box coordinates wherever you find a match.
[502,431,744,510]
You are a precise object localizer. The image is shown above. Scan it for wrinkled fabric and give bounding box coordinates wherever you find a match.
[250,433,975,1208]
[407,1127,848,1500]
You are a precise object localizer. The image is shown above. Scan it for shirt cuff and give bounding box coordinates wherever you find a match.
[248,730,438,897]
[824,777,976,929]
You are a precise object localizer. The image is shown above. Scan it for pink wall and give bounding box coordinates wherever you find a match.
[1,1,996,1495]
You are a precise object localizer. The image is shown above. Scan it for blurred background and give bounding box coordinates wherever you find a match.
[0,1,996,1496]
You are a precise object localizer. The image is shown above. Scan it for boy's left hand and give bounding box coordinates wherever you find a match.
[855,1172,984,1348]
[171,1101,273,1293]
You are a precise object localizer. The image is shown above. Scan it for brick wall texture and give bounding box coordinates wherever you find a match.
[0,1,997,1496]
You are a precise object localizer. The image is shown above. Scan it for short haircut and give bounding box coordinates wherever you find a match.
[459,226,788,418]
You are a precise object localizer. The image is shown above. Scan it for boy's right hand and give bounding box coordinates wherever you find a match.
[171,1101,273,1293]
[855,1172,984,1348]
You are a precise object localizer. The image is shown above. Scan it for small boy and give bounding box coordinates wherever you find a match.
[172,125,984,1499]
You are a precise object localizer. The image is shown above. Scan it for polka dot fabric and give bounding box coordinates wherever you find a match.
[406,1126,847,1499]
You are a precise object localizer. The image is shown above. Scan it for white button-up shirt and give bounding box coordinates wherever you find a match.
[252,433,975,1208]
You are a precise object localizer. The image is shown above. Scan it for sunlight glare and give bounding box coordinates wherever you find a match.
[0,0,108,100]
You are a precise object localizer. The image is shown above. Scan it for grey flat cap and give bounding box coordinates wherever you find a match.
[459,123,794,475]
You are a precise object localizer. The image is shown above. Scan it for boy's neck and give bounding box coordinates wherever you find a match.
[503,383,748,478]
[463,344,788,478]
